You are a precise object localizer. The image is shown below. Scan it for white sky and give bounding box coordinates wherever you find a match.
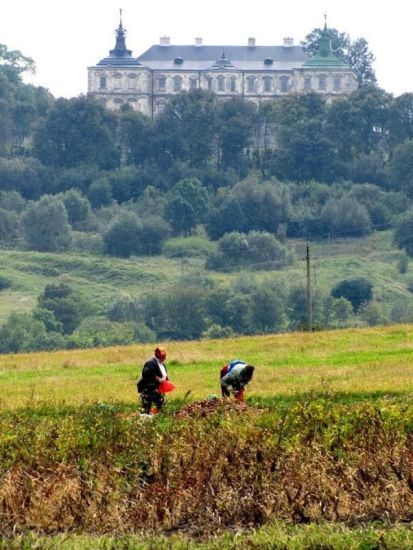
[1,1,410,98]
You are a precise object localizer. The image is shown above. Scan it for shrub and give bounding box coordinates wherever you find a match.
[162,236,216,258]
[72,232,104,255]
[38,282,92,335]
[103,212,143,258]
[0,208,19,246]
[0,275,11,291]
[321,196,372,238]
[20,195,73,252]
[394,210,413,256]
[331,277,373,312]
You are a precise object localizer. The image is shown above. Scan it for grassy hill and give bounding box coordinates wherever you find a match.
[0,230,412,326]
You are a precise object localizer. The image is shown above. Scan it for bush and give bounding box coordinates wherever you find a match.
[397,252,409,274]
[38,282,92,335]
[20,195,73,252]
[331,277,373,312]
[69,318,136,348]
[201,324,235,339]
[394,210,413,256]
[72,232,104,255]
[162,236,216,258]
[321,196,372,238]
[103,212,143,258]
[0,275,12,291]
[0,208,19,246]
[60,189,92,230]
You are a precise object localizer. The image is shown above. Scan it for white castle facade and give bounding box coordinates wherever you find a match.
[88,17,358,117]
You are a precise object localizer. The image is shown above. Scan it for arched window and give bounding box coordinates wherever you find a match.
[304,76,312,90]
[230,78,236,92]
[217,75,225,92]
[333,76,341,91]
[99,75,107,89]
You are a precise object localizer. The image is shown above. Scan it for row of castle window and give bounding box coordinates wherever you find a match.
[99,74,342,93]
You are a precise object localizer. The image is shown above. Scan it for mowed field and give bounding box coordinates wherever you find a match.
[1,324,413,409]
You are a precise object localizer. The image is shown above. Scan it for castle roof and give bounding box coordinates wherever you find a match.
[136,45,309,71]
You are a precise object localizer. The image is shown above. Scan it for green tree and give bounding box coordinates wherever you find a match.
[301,27,376,85]
[387,94,413,150]
[388,139,413,195]
[331,277,373,312]
[38,282,91,335]
[250,285,284,333]
[170,178,209,221]
[321,196,372,238]
[394,210,413,256]
[0,313,47,353]
[87,177,113,208]
[273,93,344,182]
[119,109,152,165]
[164,285,207,339]
[0,44,35,84]
[60,189,92,230]
[166,196,197,236]
[0,208,19,246]
[139,217,171,255]
[33,96,120,170]
[20,195,73,252]
[103,212,143,257]
[216,98,256,173]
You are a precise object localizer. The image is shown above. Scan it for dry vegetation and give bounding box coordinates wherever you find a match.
[0,325,412,546]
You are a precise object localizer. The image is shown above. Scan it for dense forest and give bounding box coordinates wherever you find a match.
[1,30,413,352]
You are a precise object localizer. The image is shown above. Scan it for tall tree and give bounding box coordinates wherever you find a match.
[301,27,376,85]
[33,96,120,169]
[20,195,73,252]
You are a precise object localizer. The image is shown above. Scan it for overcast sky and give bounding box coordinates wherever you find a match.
[1,1,410,98]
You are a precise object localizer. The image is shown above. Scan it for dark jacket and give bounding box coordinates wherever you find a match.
[137,357,168,394]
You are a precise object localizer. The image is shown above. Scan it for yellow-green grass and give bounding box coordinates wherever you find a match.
[1,324,413,409]
[3,522,413,549]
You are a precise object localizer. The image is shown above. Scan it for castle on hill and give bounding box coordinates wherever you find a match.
[87,14,358,117]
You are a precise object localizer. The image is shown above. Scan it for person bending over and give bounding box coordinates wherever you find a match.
[220,359,255,402]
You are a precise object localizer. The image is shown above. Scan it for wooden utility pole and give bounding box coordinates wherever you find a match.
[306,244,313,331]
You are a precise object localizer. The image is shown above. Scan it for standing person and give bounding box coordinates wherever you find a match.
[220,360,255,401]
[137,346,169,414]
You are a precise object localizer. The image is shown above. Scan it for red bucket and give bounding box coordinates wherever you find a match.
[158,380,176,393]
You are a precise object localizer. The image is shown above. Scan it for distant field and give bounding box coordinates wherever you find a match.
[1,324,412,409]
[0,230,412,324]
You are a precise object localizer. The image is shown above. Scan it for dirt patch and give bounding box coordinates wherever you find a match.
[174,397,248,418]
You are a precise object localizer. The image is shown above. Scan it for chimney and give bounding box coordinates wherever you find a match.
[195,37,203,47]
[283,37,294,47]
[160,36,170,46]
[248,37,256,47]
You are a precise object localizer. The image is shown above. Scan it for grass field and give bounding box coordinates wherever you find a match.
[0,324,412,409]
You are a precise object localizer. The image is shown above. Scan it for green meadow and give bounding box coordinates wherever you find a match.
[0,324,412,408]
